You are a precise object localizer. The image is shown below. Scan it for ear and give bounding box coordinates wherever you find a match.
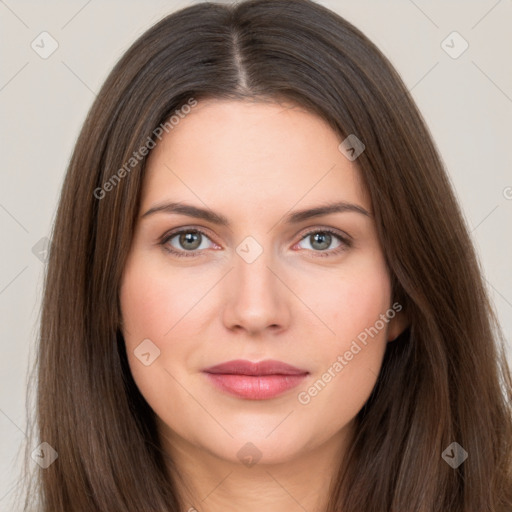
[387,309,409,342]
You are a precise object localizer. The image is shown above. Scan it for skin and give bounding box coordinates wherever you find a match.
[119,98,408,512]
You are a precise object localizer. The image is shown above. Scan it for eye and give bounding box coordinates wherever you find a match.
[161,228,217,258]
[294,229,351,257]
[160,227,352,259]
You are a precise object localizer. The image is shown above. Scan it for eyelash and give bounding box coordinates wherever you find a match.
[159,227,352,259]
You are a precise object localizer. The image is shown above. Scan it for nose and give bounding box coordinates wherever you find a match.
[221,243,291,336]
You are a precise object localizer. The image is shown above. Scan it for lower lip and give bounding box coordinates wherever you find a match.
[204,373,308,400]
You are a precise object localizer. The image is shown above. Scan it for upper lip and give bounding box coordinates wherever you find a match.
[203,359,309,376]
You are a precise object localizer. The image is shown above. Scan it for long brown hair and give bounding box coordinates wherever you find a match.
[19,0,512,510]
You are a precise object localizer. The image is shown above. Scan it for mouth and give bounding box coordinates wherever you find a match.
[202,359,309,400]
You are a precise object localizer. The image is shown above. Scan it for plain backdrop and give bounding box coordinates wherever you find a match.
[1,0,511,508]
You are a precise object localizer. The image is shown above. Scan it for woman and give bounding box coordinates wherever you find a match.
[21,0,512,510]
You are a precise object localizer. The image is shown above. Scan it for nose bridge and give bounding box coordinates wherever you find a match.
[235,234,279,302]
[223,233,290,332]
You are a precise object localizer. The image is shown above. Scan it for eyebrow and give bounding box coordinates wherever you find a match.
[141,200,371,226]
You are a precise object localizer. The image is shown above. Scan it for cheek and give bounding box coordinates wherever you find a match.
[119,253,176,376]
[120,252,197,343]
[303,254,392,351]
[295,257,392,423]
[119,255,194,416]
[334,273,391,341]
[119,250,217,372]
[120,275,167,341]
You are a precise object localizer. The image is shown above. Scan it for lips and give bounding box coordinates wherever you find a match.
[203,359,309,400]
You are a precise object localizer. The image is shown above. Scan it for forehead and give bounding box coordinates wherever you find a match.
[141,99,370,215]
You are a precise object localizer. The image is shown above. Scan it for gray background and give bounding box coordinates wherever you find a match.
[1,0,511,508]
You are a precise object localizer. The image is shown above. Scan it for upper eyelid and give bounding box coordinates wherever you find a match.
[161,225,219,244]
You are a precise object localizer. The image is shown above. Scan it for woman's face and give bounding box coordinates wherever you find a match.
[119,99,406,467]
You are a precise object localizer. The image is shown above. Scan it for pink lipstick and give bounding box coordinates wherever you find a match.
[202,359,309,400]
